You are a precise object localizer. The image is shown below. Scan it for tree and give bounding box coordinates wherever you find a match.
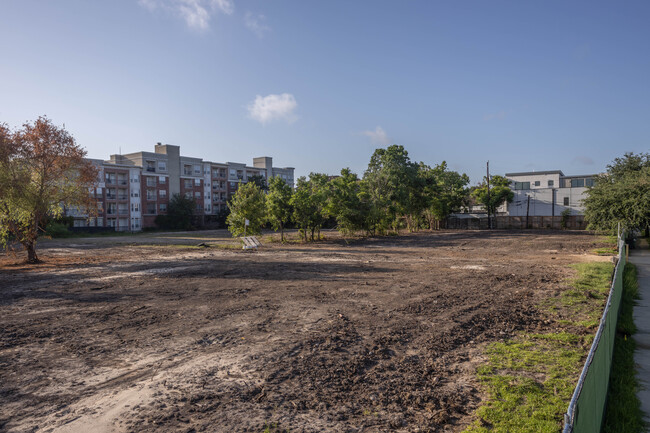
[584,153,650,234]
[471,175,514,220]
[247,174,268,191]
[155,193,195,230]
[0,117,98,263]
[266,176,293,242]
[327,168,369,235]
[363,145,419,232]
[290,173,329,241]
[420,162,470,230]
[226,182,266,237]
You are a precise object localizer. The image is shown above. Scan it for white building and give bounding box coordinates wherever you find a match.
[504,170,597,217]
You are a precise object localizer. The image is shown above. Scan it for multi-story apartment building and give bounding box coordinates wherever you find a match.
[68,143,294,231]
[504,170,597,217]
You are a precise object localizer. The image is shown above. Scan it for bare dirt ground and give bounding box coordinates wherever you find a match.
[0,230,611,433]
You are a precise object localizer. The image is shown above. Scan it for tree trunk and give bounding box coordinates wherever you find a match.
[25,241,39,264]
[280,222,284,243]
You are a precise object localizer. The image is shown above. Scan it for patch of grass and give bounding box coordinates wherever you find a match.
[464,262,615,433]
[466,333,586,433]
[602,263,644,433]
[261,422,289,433]
[593,247,618,256]
[559,263,614,325]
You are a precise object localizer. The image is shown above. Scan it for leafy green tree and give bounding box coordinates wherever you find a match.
[471,175,514,220]
[247,174,268,191]
[327,168,369,235]
[584,152,650,234]
[363,145,419,232]
[290,176,314,242]
[420,162,470,230]
[0,117,98,263]
[266,176,293,242]
[226,182,266,237]
[290,173,329,241]
[156,193,195,230]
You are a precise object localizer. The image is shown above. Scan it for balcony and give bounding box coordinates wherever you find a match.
[106,178,116,185]
[146,167,156,173]
[118,209,129,215]
[106,209,116,215]
[106,194,116,200]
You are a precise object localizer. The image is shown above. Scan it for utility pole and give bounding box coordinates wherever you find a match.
[526,195,531,229]
[486,161,491,230]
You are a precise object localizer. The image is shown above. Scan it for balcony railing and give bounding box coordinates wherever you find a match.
[118,209,129,215]
[106,178,116,185]
[106,209,116,215]
[117,195,128,200]
[106,194,116,200]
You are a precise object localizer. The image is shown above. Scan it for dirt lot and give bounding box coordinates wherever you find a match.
[0,230,611,433]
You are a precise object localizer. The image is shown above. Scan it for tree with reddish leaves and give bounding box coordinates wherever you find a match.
[0,117,98,263]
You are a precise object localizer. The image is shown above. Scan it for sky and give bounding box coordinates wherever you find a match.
[1,1,649,183]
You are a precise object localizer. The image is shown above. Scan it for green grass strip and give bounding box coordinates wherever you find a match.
[602,263,644,433]
[464,261,614,433]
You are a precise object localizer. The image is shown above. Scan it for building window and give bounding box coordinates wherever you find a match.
[147,189,156,200]
[195,178,201,186]
[570,178,584,188]
[146,161,156,173]
[146,203,156,214]
[105,173,116,184]
[185,192,192,199]
[514,182,530,190]
[564,197,570,206]
[534,181,540,186]
[194,191,201,199]
[159,204,167,213]
[158,161,166,171]
[107,203,117,215]
[184,179,193,189]
[159,176,166,184]
[184,165,192,176]
[548,180,554,187]
[585,178,594,187]
[146,177,157,187]
[159,189,167,197]
[194,165,201,175]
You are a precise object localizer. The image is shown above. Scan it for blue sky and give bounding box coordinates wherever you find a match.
[1,1,649,183]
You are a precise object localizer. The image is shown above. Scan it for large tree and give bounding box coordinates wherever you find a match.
[471,174,514,221]
[363,145,419,232]
[266,176,293,242]
[155,193,196,230]
[420,162,470,230]
[0,117,98,263]
[290,173,329,241]
[226,182,266,237]
[584,152,650,234]
[327,168,369,235]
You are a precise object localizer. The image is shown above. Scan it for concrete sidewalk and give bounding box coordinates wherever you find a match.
[629,245,650,428]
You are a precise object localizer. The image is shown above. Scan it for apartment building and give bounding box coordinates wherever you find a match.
[67,143,294,231]
[504,170,597,217]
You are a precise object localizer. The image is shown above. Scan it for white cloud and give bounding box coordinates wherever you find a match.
[362,126,390,145]
[248,93,298,125]
[245,12,271,38]
[139,0,234,30]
